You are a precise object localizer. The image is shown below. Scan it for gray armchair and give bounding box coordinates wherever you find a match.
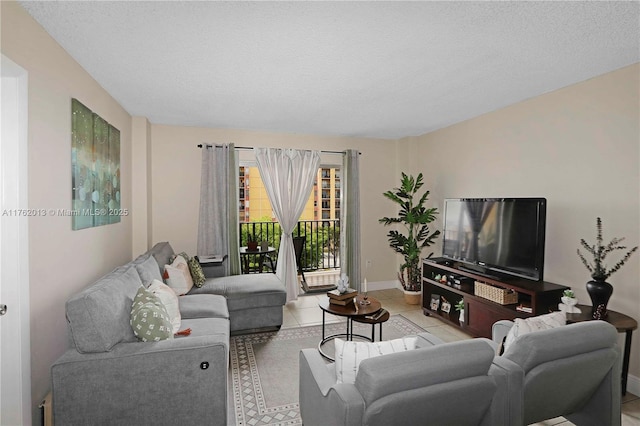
[299,333,521,426]
[492,320,621,426]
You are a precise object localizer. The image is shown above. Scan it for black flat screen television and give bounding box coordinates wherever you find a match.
[442,198,546,281]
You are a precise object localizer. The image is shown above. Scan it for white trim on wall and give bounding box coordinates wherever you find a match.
[0,54,31,426]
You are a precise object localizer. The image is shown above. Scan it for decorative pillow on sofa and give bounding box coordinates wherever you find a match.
[172,252,206,288]
[502,311,566,354]
[163,256,193,295]
[187,257,206,288]
[130,286,174,342]
[148,279,181,334]
[335,337,418,384]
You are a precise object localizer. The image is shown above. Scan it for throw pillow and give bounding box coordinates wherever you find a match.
[130,286,174,342]
[163,255,194,295]
[148,279,181,334]
[172,251,190,263]
[188,256,206,287]
[502,311,566,354]
[171,252,206,288]
[335,337,418,384]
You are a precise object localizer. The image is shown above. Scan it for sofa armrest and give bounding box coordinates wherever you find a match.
[492,320,514,345]
[415,331,446,348]
[299,349,365,426]
[52,334,229,426]
[489,353,524,426]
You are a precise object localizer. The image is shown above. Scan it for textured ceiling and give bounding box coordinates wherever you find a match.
[19,1,640,139]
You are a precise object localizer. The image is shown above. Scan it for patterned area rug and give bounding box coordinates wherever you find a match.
[229,315,426,426]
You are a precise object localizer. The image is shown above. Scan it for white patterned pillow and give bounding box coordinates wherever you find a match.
[148,279,181,334]
[335,337,418,384]
[163,255,193,295]
[503,311,566,353]
[130,286,174,342]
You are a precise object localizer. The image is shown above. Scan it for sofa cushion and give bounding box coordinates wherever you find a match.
[188,257,206,288]
[135,255,163,287]
[163,256,194,295]
[335,337,417,384]
[130,286,174,342]
[66,264,143,353]
[188,274,286,311]
[173,252,206,288]
[148,279,181,333]
[355,339,496,407]
[178,294,229,319]
[148,241,175,275]
[502,321,618,373]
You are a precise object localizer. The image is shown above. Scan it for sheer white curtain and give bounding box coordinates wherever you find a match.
[254,148,321,302]
[340,150,361,291]
[197,143,240,275]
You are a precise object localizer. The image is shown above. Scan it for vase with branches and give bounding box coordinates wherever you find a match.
[379,173,440,301]
[577,217,638,318]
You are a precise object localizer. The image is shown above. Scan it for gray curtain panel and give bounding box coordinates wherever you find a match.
[197,143,240,275]
[340,149,361,291]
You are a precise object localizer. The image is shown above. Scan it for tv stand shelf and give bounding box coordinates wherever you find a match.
[422,259,568,338]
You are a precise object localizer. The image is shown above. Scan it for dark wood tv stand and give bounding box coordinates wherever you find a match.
[422,258,569,338]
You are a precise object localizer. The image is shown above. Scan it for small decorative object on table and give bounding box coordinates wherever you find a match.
[455,299,465,323]
[577,217,638,319]
[559,289,581,314]
[336,273,350,294]
[359,278,371,305]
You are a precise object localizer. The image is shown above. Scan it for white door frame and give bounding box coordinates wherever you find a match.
[1,54,31,426]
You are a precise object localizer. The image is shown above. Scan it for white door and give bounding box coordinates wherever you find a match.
[1,54,31,426]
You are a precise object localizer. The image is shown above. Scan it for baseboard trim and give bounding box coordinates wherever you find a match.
[368,280,402,291]
[626,373,640,397]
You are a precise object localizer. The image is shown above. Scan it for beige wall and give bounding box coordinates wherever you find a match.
[402,63,640,379]
[146,125,400,283]
[4,0,639,417]
[1,2,133,420]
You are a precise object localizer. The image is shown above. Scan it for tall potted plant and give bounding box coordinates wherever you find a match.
[577,217,638,319]
[379,173,440,304]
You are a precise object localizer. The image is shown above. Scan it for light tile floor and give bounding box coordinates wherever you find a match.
[283,288,640,426]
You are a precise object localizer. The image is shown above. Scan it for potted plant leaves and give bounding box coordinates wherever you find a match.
[379,173,440,304]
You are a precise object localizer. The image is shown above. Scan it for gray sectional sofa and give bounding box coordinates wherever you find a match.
[51,242,286,426]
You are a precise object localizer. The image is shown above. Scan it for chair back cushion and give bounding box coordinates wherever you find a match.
[502,321,617,373]
[355,339,495,406]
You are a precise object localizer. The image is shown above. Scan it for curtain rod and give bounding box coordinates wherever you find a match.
[196,144,360,155]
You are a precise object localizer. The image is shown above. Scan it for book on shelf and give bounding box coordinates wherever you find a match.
[327,288,358,300]
[329,297,355,306]
[516,304,533,313]
[365,308,388,321]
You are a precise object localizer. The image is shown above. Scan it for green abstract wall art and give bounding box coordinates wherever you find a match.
[71,98,121,230]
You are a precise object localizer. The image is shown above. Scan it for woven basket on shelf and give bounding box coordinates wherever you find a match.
[474,281,518,305]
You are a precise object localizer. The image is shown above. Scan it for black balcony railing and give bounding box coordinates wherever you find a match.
[239,220,340,272]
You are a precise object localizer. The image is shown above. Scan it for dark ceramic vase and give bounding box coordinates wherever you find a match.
[586,279,613,319]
